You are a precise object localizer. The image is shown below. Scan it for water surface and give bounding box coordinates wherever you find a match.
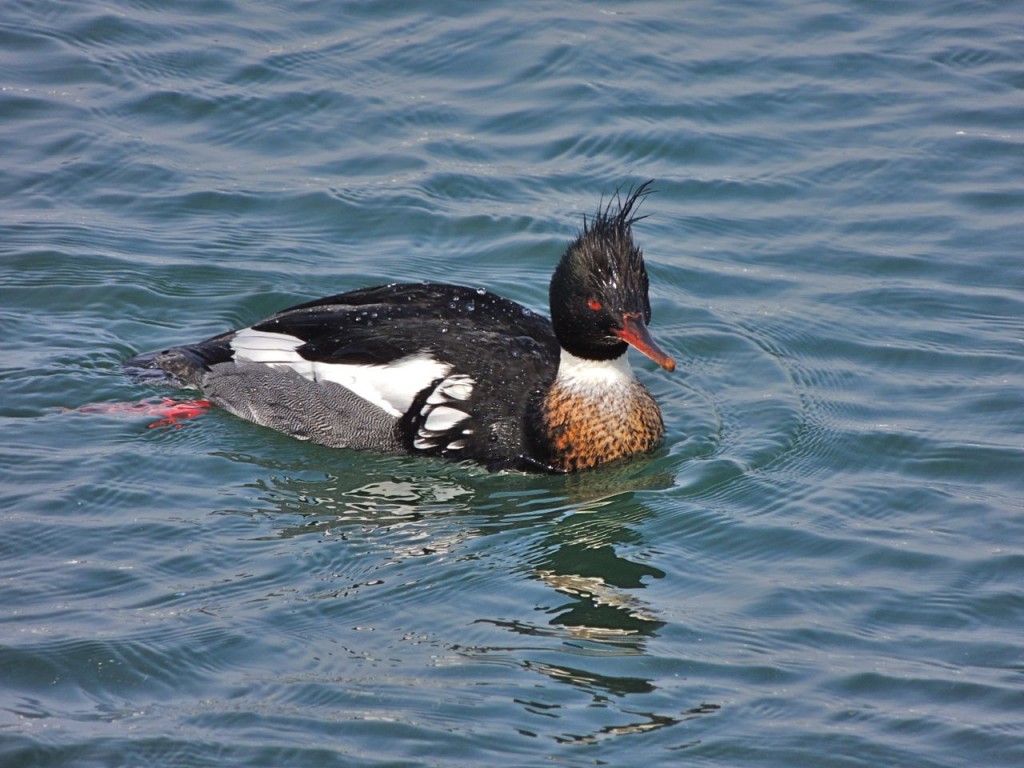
[1,1,1022,766]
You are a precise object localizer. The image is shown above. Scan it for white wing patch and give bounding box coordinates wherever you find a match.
[230,328,306,364]
[414,373,475,452]
[429,375,474,403]
[230,328,451,418]
[424,405,468,432]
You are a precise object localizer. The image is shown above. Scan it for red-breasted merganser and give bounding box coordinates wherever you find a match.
[125,182,675,472]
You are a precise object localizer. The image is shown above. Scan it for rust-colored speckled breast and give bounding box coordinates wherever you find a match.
[542,380,664,472]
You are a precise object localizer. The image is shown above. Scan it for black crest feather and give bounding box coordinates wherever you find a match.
[565,180,654,305]
[583,179,655,238]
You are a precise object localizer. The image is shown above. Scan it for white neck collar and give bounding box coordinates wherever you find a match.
[555,348,635,394]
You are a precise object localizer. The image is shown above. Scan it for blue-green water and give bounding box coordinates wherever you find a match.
[2,1,1022,766]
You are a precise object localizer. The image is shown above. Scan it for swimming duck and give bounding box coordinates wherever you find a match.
[126,182,674,472]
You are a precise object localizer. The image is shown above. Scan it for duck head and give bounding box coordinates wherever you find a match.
[549,181,675,372]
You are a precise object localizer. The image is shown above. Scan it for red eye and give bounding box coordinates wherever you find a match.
[587,299,602,311]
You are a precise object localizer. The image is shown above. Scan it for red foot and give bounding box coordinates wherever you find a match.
[71,398,214,429]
